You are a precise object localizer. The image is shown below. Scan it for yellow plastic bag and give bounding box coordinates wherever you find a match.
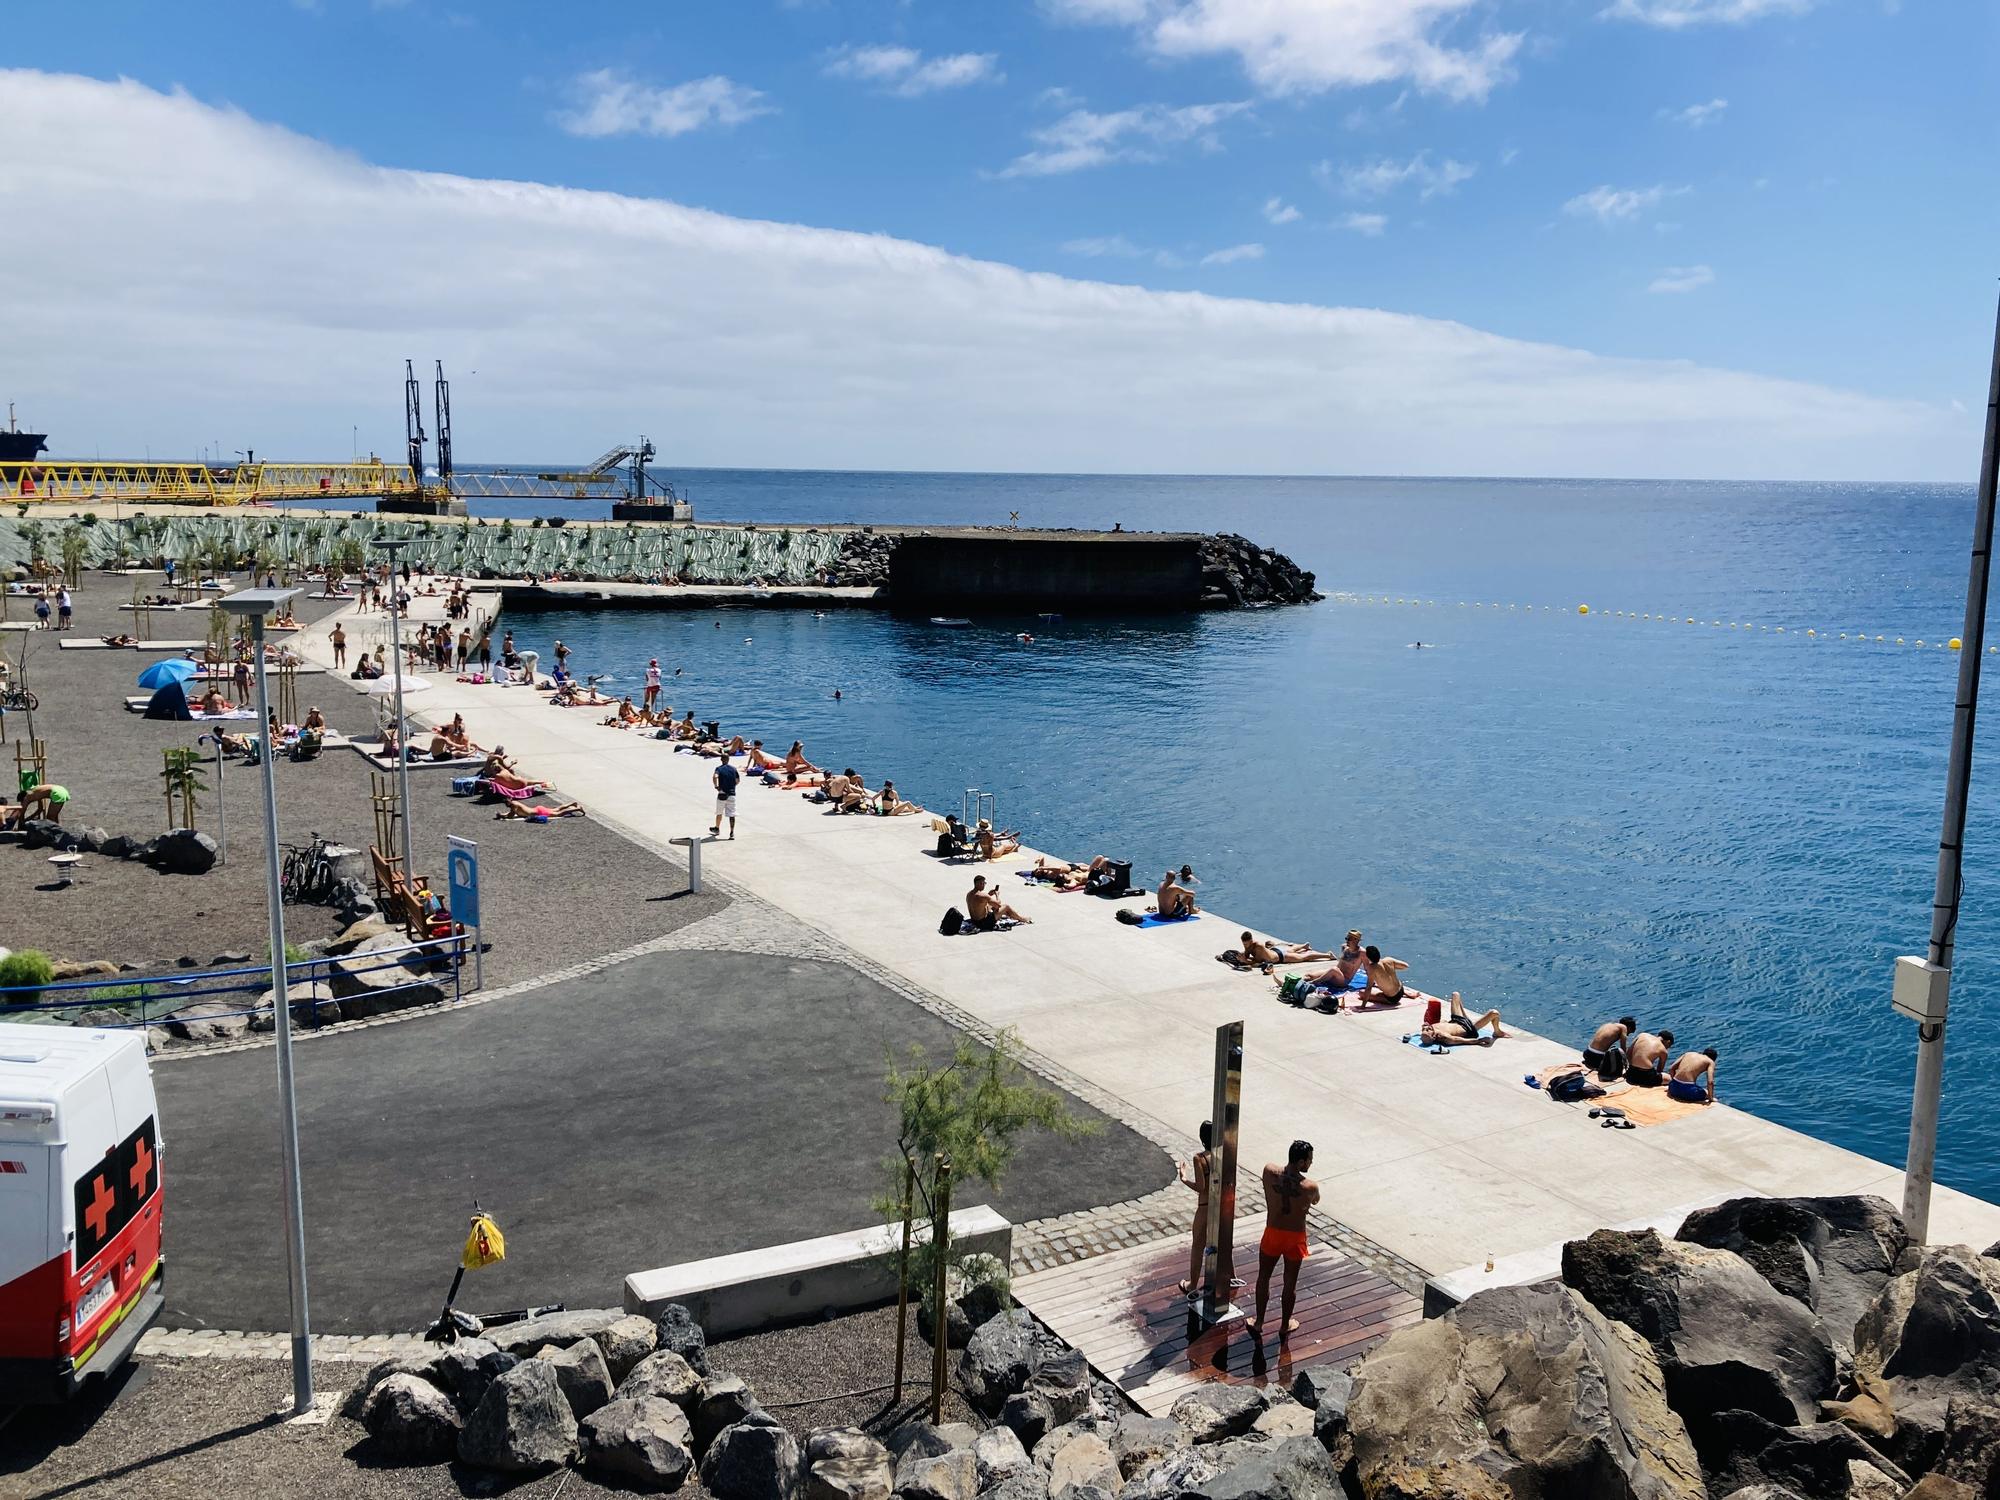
[461,1213,506,1270]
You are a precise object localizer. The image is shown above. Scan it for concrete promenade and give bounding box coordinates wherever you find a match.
[309,585,2000,1285]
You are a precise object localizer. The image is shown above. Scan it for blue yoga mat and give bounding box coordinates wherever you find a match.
[1135,912,1201,929]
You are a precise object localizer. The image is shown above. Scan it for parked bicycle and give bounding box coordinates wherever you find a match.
[280,832,337,905]
[0,685,37,711]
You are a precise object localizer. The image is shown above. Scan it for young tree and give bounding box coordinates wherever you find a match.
[879,1029,1096,1328]
[161,746,208,830]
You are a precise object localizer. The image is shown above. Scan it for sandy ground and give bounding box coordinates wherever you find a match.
[0,571,727,986]
[0,1307,978,1500]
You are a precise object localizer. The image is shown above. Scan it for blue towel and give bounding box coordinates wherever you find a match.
[1136,911,1201,929]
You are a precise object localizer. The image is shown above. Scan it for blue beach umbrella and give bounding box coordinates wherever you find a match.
[137,658,200,691]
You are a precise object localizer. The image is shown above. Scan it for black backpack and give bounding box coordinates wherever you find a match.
[939,906,965,936]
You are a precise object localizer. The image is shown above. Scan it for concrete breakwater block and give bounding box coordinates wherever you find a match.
[623,1205,1011,1338]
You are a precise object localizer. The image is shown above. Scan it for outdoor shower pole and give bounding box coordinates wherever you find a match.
[373,538,417,884]
[1903,295,2000,1244]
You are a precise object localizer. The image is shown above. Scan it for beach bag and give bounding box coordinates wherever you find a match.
[939,906,965,937]
[1116,908,1144,926]
[1548,1072,1601,1103]
[452,775,479,796]
[1091,859,1133,897]
[1277,975,1309,1004]
[936,832,959,857]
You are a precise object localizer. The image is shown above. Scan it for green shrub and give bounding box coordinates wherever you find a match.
[0,949,56,1004]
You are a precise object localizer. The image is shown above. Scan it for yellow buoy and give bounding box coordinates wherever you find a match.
[1578,604,1589,615]
[1807,629,1816,637]
[1950,638,1964,650]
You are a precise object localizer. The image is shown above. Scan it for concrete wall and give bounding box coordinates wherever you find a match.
[889,534,1203,613]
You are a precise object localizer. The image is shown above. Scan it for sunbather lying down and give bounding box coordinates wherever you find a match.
[1031,855,1109,890]
[1223,932,1336,971]
[101,634,138,647]
[495,800,585,821]
[1420,992,1509,1047]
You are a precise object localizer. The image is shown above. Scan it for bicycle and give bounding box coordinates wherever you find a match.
[280,832,337,905]
[0,685,37,711]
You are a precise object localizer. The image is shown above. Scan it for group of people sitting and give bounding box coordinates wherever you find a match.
[1582,1017,1718,1103]
[806,767,924,816]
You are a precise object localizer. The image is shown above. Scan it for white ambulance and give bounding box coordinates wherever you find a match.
[0,1022,164,1401]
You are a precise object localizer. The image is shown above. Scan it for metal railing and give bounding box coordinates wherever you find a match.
[1,460,421,506]
[0,934,471,1044]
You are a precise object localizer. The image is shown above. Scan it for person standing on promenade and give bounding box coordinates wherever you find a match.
[456,627,471,673]
[643,658,662,714]
[56,586,72,630]
[330,622,347,669]
[712,756,740,840]
[553,639,569,675]
[477,630,492,676]
[1177,1121,1214,1299]
[1250,1141,1318,1341]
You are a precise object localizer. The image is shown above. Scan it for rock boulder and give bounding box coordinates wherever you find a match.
[1563,1228,1836,1427]
[581,1396,695,1490]
[492,1306,623,1356]
[594,1312,660,1383]
[458,1358,579,1473]
[148,827,218,874]
[896,1448,978,1500]
[541,1336,616,1419]
[362,1371,462,1461]
[162,1000,249,1043]
[962,1309,1041,1416]
[702,1419,802,1500]
[622,1348,703,1409]
[1170,1387,1268,1444]
[1853,1245,2000,1445]
[1185,1435,1339,1500]
[1347,1280,1705,1500]
[808,1429,893,1500]
[1678,1196,1915,1355]
[655,1302,712,1375]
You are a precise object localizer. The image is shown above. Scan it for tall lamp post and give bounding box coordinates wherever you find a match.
[371,537,418,884]
[1899,296,2000,1244]
[217,586,314,1414]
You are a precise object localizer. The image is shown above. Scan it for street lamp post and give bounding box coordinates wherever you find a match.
[217,586,313,1415]
[372,538,418,884]
[1899,296,2000,1244]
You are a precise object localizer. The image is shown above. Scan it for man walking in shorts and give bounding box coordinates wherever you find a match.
[712,757,740,840]
[1251,1141,1319,1342]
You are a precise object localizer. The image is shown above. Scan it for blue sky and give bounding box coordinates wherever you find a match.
[3,0,1994,476]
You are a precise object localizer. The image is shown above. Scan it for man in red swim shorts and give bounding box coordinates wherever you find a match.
[1251,1140,1319,1341]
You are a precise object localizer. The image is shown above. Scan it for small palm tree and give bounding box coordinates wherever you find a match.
[161,747,208,830]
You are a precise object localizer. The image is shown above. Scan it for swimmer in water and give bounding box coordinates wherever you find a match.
[833,689,842,701]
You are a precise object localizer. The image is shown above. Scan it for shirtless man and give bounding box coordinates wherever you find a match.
[1177,1121,1214,1298]
[746,739,784,772]
[1667,1047,1719,1104]
[1624,1029,1675,1087]
[1156,869,1199,919]
[965,874,1032,929]
[1251,1141,1319,1340]
[1420,992,1509,1046]
[1583,1017,1638,1081]
[1360,945,1414,1005]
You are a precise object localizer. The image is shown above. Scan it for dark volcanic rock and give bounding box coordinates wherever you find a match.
[1562,1228,1836,1428]
[1677,1195,1915,1356]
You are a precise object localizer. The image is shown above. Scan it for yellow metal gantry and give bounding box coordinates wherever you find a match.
[0,459,420,506]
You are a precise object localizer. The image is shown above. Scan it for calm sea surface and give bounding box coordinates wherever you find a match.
[364,472,2000,1201]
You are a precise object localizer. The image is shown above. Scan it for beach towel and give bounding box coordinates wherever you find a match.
[1121,910,1201,929]
[1607,1085,1711,1127]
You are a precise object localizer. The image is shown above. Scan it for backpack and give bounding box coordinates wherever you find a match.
[1548,1072,1602,1103]
[1116,908,1144,926]
[939,906,965,936]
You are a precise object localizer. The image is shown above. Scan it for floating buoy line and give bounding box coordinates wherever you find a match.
[1330,594,1977,652]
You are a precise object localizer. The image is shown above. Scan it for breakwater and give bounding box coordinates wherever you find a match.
[0,513,1318,613]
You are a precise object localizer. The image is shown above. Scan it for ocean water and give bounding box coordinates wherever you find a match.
[443,472,2000,1203]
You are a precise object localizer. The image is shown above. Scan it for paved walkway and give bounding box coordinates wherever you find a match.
[311,587,2000,1286]
[153,947,1172,1333]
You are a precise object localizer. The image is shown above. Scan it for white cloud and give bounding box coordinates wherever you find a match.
[1563,183,1687,223]
[1660,97,1728,127]
[1263,196,1301,225]
[1605,0,1812,25]
[824,45,1001,97]
[1337,212,1389,236]
[1200,242,1264,266]
[1499,146,1520,166]
[1327,151,1475,200]
[0,71,1958,481]
[1649,264,1715,293]
[1043,0,1522,103]
[1000,100,1250,177]
[1062,236,1193,268]
[557,68,771,139]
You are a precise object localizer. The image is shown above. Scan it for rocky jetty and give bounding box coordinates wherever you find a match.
[831,528,1317,610]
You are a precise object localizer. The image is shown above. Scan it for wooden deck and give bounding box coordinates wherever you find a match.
[1012,1219,1423,1417]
